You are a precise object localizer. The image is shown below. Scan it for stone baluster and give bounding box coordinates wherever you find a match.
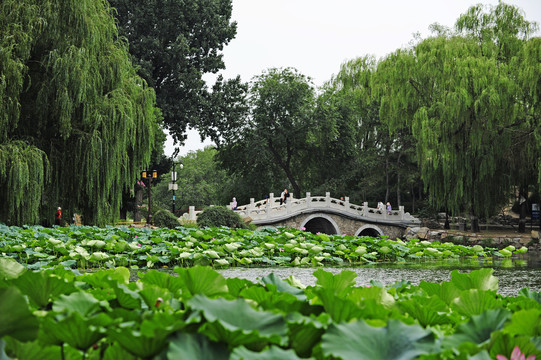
[363,202,369,217]
[248,198,255,215]
[399,205,404,220]
[345,196,350,212]
[267,193,274,219]
[306,192,311,208]
[326,192,331,207]
[188,206,196,221]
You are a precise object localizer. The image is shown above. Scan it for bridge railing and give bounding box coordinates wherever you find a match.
[230,192,417,223]
[180,192,418,224]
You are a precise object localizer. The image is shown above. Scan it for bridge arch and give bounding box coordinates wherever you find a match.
[355,224,384,237]
[300,214,340,235]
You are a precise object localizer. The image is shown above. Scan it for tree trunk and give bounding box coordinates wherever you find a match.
[384,146,390,203]
[518,188,527,233]
[411,183,415,213]
[444,211,450,229]
[396,152,402,207]
[134,188,143,222]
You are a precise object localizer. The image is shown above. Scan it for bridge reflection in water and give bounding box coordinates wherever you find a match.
[182,192,421,237]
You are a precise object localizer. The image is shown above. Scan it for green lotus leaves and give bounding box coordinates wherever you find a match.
[399,294,453,327]
[262,273,307,301]
[313,268,357,295]
[452,289,502,317]
[0,225,527,270]
[11,270,76,308]
[167,332,230,360]
[450,268,499,292]
[188,294,288,347]
[0,287,39,342]
[0,257,25,281]
[321,319,436,360]
[443,309,511,350]
[52,291,101,316]
[231,345,304,360]
[174,265,229,299]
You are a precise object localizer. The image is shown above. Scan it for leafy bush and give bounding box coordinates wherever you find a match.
[197,206,246,229]
[152,209,180,229]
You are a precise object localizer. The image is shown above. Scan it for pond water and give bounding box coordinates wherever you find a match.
[218,252,541,297]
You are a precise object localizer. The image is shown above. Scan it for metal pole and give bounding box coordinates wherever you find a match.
[147,176,152,225]
[172,161,176,215]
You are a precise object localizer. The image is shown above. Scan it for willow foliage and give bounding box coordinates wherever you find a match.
[374,2,540,219]
[0,0,159,225]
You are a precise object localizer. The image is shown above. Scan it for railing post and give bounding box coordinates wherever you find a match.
[306,192,311,208]
[326,192,331,207]
[248,198,255,211]
[399,205,404,220]
[363,202,368,217]
[189,206,196,221]
[267,193,274,219]
[345,196,350,212]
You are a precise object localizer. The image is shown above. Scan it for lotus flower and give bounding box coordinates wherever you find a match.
[497,346,536,360]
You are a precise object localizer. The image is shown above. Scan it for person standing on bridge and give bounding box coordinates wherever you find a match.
[280,188,289,205]
[386,202,392,215]
[232,197,237,210]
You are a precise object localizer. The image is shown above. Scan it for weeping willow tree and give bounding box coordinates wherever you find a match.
[0,0,159,225]
[374,2,539,231]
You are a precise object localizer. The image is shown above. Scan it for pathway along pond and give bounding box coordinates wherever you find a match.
[217,251,541,297]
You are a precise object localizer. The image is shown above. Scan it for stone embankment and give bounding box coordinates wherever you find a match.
[404,226,540,251]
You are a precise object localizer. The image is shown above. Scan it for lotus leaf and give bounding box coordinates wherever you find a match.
[0,258,25,280]
[231,345,304,360]
[452,289,501,317]
[321,319,436,360]
[188,294,288,347]
[450,268,499,292]
[214,259,230,267]
[167,332,230,360]
[0,287,39,341]
[174,266,229,298]
[203,250,220,259]
[51,311,111,351]
[499,249,512,257]
[399,295,452,327]
[505,308,541,337]
[313,268,356,295]
[262,273,307,301]
[516,246,528,254]
[309,246,323,254]
[443,309,510,349]
[12,270,76,308]
[472,245,484,253]
[53,291,101,316]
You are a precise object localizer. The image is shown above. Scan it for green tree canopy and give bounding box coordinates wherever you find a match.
[0,0,159,225]
[374,2,539,230]
[108,0,242,145]
[216,67,316,198]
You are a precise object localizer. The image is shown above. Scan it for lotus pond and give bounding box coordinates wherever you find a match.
[0,224,531,271]
[1,225,540,359]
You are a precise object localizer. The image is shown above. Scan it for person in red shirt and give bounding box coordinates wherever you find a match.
[55,207,61,226]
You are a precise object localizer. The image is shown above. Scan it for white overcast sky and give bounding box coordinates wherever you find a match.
[166,0,541,157]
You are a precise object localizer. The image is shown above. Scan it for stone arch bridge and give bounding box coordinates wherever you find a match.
[184,192,421,238]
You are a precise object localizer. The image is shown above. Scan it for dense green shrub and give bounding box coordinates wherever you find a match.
[152,209,180,229]
[197,206,246,229]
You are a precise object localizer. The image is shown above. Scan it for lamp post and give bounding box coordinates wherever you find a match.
[141,170,157,225]
[169,161,183,215]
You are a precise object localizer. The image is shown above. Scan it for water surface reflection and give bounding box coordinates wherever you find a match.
[218,252,541,297]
